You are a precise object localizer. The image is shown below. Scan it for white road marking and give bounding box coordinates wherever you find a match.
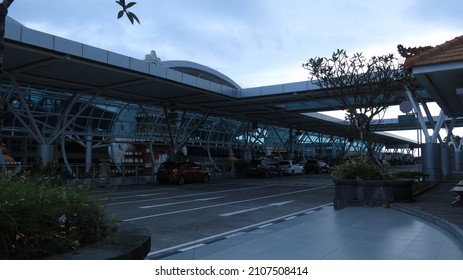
[107,185,275,206]
[257,223,274,229]
[225,232,245,239]
[145,202,333,258]
[219,200,294,217]
[100,192,166,201]
[139,196,225,209]
[178,244,206,252]
[124,186,329,222]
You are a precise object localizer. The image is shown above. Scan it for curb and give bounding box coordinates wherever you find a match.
[390,203,463,248]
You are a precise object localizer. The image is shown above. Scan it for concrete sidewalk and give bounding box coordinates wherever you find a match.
[159,174,463,260]
[392,172,463,247]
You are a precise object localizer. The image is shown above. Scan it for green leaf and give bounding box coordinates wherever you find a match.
[126,2,137,8]
[115,0,125,9]
[117,10,124,19]
[128,12,140,24]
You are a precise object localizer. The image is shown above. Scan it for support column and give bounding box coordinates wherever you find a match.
[21,139,28,165]
[441,144,452,178]
[37,144,54,166]
[406,88,446,181]
[455,151,463,171]
[241,149,251,162]
[422,143,442,181]
[288,127,294,160]
[331,139,336,159]
[86,133,93,173]
[444,118,463,172]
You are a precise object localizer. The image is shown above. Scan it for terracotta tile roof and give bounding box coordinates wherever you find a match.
[404,35,463,69]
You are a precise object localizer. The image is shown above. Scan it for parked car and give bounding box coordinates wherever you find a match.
[247,159,284,178]
[304,159,331,174]
[279,160,305,175]
[304,159,319,173]
[156,161,211,185]
[317,160,331,173]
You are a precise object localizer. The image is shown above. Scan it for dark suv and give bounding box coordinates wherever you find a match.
[156,161,210,185]
[304,159,320,174]
[247,159,284,178]
[304,159,331,174]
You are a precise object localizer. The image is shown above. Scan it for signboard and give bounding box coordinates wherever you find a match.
[398,114,416,124]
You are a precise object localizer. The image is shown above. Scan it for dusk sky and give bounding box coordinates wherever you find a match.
[8,0,463,88]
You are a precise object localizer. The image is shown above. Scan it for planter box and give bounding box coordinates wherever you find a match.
[334,179,414,210]
[46,222,151,260]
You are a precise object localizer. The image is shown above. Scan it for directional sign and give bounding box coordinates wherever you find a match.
[398,114,416,124]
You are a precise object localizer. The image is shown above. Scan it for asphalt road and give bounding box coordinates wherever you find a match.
[98,173,334,259]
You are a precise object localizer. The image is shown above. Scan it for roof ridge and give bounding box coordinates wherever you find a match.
[403,35,463,68]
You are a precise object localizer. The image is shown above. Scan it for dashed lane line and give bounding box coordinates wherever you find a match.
[123,186,331,222]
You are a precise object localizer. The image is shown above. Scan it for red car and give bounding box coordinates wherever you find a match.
[156,161,211,185]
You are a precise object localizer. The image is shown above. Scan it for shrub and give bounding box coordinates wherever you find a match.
[391,170,429,181]
[0,172,116,259]
[332,159,391,180]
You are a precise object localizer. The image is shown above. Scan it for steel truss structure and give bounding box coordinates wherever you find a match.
[1,81,371,177]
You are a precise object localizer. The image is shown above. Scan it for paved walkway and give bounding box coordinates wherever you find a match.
[161,173,463,260]
[392,172,463,247]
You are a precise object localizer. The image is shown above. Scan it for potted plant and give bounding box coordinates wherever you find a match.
[331,159,413,209]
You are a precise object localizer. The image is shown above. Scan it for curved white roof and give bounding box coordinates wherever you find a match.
[163,60,241,90]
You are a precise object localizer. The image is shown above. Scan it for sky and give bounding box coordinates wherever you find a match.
[7,0,463,143]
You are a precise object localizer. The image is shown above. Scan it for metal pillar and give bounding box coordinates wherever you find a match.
[422,143,442,181]
[21,139,28,165]
[444,118,463,172]
[406,88,446,180]
[455,151,463,171]
[37,144,54,166]
[85,133,93,173]
[288,127,294,160]
[441,144,452,178]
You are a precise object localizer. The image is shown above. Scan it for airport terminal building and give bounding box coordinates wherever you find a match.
[1,17,462,183]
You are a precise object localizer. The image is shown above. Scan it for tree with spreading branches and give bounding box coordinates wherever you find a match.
[302,49,413,161]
